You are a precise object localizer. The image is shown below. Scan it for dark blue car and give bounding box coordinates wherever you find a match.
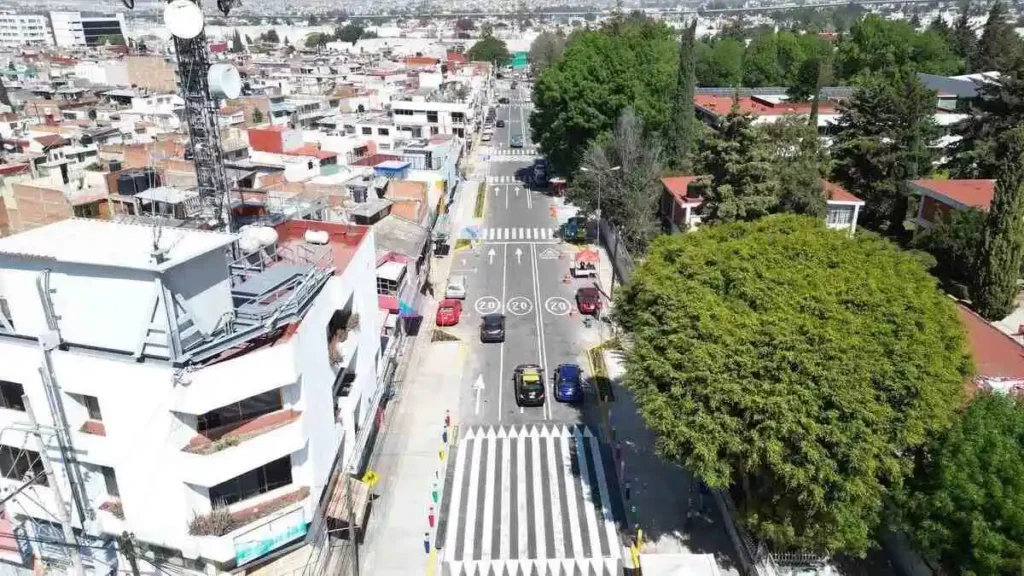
[554,364,584,403]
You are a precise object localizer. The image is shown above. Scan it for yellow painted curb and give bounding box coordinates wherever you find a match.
[425,547,437,576]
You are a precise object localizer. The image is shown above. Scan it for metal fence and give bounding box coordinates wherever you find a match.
[598,219,636,287]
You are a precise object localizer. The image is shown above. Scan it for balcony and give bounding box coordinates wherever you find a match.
[189,485,310,564]
[179,410,305,487]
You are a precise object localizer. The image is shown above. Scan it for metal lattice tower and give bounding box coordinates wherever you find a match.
[171,1,233,231]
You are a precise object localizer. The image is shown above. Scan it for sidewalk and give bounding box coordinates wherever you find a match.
[586,242,743,576]
[358,175,477,576]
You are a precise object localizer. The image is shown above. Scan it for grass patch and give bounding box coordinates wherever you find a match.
[588,346,614,402]
[474,182,486,218]
[431,329,460,342]
[599,336,622,352]
[454,239,472,251]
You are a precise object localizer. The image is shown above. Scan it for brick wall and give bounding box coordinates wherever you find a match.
[7,183,72,233]
[126,56,177,93]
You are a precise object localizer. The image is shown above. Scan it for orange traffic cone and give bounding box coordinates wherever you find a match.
[563,272,571,284]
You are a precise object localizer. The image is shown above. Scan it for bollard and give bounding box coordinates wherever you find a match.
[611,426,617,442]
[432,483,439,504]
[615,443,622,462]
[439,448,445,461]
[423,532,430,554]
[624,481,631,501]
[442,428,448,445]
[444,410,451,427]
[428,506,436,528]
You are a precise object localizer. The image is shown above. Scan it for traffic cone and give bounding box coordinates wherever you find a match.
[563,272,571,284]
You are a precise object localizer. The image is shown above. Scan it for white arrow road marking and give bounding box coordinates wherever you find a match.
[473,375,485,415]
[488,248,496,265]
[515,247,523,264]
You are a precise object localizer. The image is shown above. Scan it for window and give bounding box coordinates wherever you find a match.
[361,127,372,135]
[377,128,389,136]
[451,112,464,123]
[427,111,439,124]
[0,445,46,486]
[197,390,282,433]
[430,126,440,136]
[343,125,355,134]
[101,466,119,497]
[83,395,102,421]
[208,456,292,506]
[826,206,854,226]
[0,381,24,411]
[393,109,413,116]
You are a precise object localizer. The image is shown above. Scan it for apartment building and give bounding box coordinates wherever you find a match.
[0,12,53,48]
[0,217,384,573]
[49,11,127,49]
[390,97,476,139]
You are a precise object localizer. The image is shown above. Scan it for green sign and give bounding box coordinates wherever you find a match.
[511,52,528,69]
[234,509,308,566]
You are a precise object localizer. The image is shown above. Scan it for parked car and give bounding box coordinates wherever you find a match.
[576,287,602,315]
[561,216,588,243]
[480,313,506,342]
[554,364,584,403]
[513,364,546,407]
[436,299,463,326]
[496,119,506,128]
[498,96,510,104]
[446,275,467,299]
[510,135,524,148]
[482,132,493,142]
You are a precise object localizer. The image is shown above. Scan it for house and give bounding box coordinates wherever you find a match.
[661,176,864,235]
[0,217,384,572]
[910,179,995,234]
[957,304,1024,394]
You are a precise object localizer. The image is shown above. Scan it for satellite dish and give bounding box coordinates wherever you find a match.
[208,64,242,99]
[164,0,204,40]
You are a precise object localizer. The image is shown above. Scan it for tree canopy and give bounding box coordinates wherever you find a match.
[830,71,939,233]
[530,17,676,176]
[899,393,1024,575]
[946,58,1024,179]
[614,215,973,555]
[466,36,510,66]
[528,31,566,77]
[230,29,244,53]
[334,24,365,44]
[973,1,1022,72]
[259,29,280,44]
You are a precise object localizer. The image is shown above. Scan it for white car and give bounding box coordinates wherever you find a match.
[482,132,492,142]
[446,275,467,299]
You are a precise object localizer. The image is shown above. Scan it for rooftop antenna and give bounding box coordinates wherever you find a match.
[118,0,243,232]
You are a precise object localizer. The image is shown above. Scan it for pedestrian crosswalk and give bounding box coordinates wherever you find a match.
[439,425,623,576]
[486,175,523,184]
[461,227,557,241]
[491,148,540,157]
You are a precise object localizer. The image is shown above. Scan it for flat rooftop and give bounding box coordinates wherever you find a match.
[275,220,368,273]
[0,218,236,272]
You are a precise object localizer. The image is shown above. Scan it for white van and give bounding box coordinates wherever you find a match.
[446,275,467,299]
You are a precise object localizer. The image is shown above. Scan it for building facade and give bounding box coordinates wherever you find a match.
[0,217,384,574]
[49,12,126,49]
[0,12,53,48]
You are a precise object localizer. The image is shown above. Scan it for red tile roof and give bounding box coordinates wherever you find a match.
[958,304,1024,380]
[0,164,30,176]
[218,105,243,115]
[823,181,863,203]
[34,134,67,148]
[694,94,839,118]
[661,176,702,205]
[284,144,337,160]
[912,179,996,210]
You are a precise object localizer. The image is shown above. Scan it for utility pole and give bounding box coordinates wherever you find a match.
[22,395,85,576]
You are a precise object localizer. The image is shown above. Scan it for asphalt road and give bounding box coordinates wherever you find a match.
[451,80,607,430]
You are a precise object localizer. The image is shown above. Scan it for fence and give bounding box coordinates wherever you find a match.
[598,219,636,288]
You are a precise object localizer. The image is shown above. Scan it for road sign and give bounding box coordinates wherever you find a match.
[506,297,534,316]
[538,247,559,259]
[474,296,501,315]
[544,297,572,316]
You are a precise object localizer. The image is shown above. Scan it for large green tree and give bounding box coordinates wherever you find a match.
[615,215,972,555]
[530,17,676,176]
[970,128,1024,320]
[334,24,365,44]
[911,208,986,290]
[230,29,244,53]
[899,393,1024,575]
[835,15,959,81]
[830,72,939,233]
[694,38,743,87]
[763,116,828,218]
[466,36,510,65]
[947,61,1024,178]
[742,32,782,87]
[664,19,697,172]
[700,108,778,223]
[951,1,976,66]
[973,0,1021,72]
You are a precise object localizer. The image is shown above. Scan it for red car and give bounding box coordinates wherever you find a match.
[436,299,463,326]
[576,287,602,315]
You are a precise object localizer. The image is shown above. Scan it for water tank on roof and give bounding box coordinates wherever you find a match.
[109,159,121,172]
[116,168,158,196]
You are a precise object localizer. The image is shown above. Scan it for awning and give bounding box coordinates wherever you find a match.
[575,249,600,264]
[378,294,399,312]
[326,476,371,528]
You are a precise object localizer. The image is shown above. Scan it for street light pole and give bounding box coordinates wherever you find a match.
[580,165,620,277]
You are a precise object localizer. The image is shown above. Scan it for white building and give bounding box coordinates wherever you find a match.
[390,97,476,139]
[0,217,386,574]
[0,11,53,48]
[49,11,127,49]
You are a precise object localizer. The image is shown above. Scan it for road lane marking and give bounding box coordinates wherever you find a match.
[532,431,547,559]
[499,430,512,558]
[463,437,483,560]
[529,243,553,420]
[444,432,471,561]
[481,428,497,560]
[499,244,508,422]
